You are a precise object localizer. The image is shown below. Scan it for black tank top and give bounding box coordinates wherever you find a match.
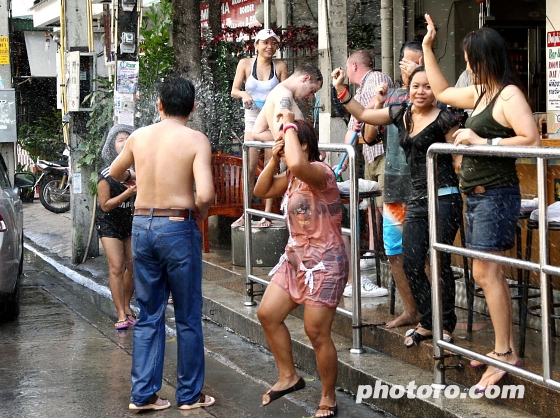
[461,88,518,193]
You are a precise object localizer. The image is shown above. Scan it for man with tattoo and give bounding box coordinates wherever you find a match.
[253,63,323,145]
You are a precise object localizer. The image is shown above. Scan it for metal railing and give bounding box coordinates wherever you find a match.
[242,140,367,352]
[427,143,560,391]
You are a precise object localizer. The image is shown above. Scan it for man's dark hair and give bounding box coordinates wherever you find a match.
[158,76,195,117]
[293,63,323,84]
[399,40,423,61]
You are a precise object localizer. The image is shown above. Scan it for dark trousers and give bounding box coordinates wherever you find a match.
[402,194,463,333]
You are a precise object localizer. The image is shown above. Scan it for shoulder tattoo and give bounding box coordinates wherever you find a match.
[280,97,292,109]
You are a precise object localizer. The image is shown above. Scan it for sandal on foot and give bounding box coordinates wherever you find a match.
[315,403,338,417]
[126,313,137,325]
[115,319,129,330]
[178,393,215,410]
[404,326,432,348]
[232,216,245,227]
[257,217,272,228]
[129,394,171,411]
[262,377,306,407]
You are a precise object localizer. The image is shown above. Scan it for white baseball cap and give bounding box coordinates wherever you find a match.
[254,29,280,43]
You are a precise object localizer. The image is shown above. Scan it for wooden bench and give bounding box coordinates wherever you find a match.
[198,154,265,253]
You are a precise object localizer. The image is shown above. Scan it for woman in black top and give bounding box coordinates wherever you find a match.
[96,124,137,330]
[332,66,462,346]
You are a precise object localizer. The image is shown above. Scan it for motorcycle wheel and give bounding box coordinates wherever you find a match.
[40,178,71,213]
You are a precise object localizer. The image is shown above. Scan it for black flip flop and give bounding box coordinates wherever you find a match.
[262,377,306,407]
[404,330,433,348]
[315,403,338,417]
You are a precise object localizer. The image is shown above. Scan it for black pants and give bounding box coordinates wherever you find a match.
[402,194,463,333]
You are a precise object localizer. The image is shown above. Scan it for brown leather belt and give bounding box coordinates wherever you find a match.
[134,208,193,219]
[472,186,486,194]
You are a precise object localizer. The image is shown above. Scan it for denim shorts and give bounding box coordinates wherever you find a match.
[465,186,521,251]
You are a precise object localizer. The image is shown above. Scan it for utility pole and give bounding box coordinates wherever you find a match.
[114,0,139,126]
[63,0,99,263]
[0,0,16,182]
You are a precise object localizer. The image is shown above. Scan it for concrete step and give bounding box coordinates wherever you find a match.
[200,272,535,418]
[200,257,553,417]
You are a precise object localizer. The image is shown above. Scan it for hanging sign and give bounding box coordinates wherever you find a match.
[0,36,10,65]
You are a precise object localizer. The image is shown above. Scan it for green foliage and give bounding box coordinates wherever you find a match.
[78,77,115,194]
[198,36,244,154]
[136,0,174,126]
[18,110,65,161]
[348,23,378,50]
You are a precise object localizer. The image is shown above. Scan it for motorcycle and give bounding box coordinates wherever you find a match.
[31,147,71,213]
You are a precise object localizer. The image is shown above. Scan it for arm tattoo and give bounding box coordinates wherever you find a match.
[280,97,292,109]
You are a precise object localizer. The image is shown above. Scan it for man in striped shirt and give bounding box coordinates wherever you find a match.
[341,50,393,298]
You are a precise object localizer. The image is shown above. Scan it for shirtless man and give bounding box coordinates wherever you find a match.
[253,63,323,144]
[110,76,215,412]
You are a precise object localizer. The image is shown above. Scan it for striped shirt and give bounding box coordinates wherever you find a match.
[348,70,393,163]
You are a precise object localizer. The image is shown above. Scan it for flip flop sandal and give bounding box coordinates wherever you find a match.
[126,313,137,325]
[262,377,306,407]
[315,403,338,417]
[404,330,432,348]
[178,393,216,410]
[232,216,245,227]
[129,394,171,411]
[115,319,129,330]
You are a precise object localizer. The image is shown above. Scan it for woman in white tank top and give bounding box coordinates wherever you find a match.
[231,29,288,227]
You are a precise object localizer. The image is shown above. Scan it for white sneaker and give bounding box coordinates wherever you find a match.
[360,253,377,271]
[343,277,388,298]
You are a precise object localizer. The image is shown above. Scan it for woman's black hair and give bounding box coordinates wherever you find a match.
[291,120,321,162]
[403,66,427,135]
[462,28,525,103]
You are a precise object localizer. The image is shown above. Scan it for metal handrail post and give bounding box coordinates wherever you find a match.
[243,142,256,306]
[426,143,560,391]
[537,158,552,380]
[346,146,364,354]
[427,154,444,385]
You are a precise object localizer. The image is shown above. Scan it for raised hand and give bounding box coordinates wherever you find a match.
[423,14,437,49]
[331,67,347,88]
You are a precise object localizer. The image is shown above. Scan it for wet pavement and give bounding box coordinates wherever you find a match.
[0,201,383,418]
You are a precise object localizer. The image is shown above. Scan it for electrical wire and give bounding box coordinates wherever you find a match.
[436,1,458,63]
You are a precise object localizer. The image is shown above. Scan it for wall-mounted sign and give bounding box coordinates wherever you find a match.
[547,31,560,111]
[0,36,10,65]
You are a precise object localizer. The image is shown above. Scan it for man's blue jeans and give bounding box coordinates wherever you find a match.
[130,214,204,407]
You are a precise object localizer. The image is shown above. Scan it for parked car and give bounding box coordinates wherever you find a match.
[0,153,24,321]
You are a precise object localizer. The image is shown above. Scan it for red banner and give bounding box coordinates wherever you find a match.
[547,31,560,47]
[201,0,261,29]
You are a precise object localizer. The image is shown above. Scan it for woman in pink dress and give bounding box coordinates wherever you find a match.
[254,110,348,418]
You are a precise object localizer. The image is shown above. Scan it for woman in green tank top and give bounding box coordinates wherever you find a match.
[422,15,540,392]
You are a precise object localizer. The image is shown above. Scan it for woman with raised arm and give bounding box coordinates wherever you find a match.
[254,111,347,418]
[231,29,288,228]
[332,66,462,349]
[422,14,540,392]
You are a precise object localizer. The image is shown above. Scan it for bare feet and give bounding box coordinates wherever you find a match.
[473,350,520,393]
[315,395,337,417]
[385,311,420,329]
[258,217,272,228]
[232,216,245,227]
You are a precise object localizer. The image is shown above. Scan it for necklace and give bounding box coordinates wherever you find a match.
[164,117,186,126]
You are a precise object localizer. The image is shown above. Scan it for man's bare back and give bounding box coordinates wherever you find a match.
[110,119,214,220]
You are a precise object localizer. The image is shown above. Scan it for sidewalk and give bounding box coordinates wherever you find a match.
[22,200,556,418]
